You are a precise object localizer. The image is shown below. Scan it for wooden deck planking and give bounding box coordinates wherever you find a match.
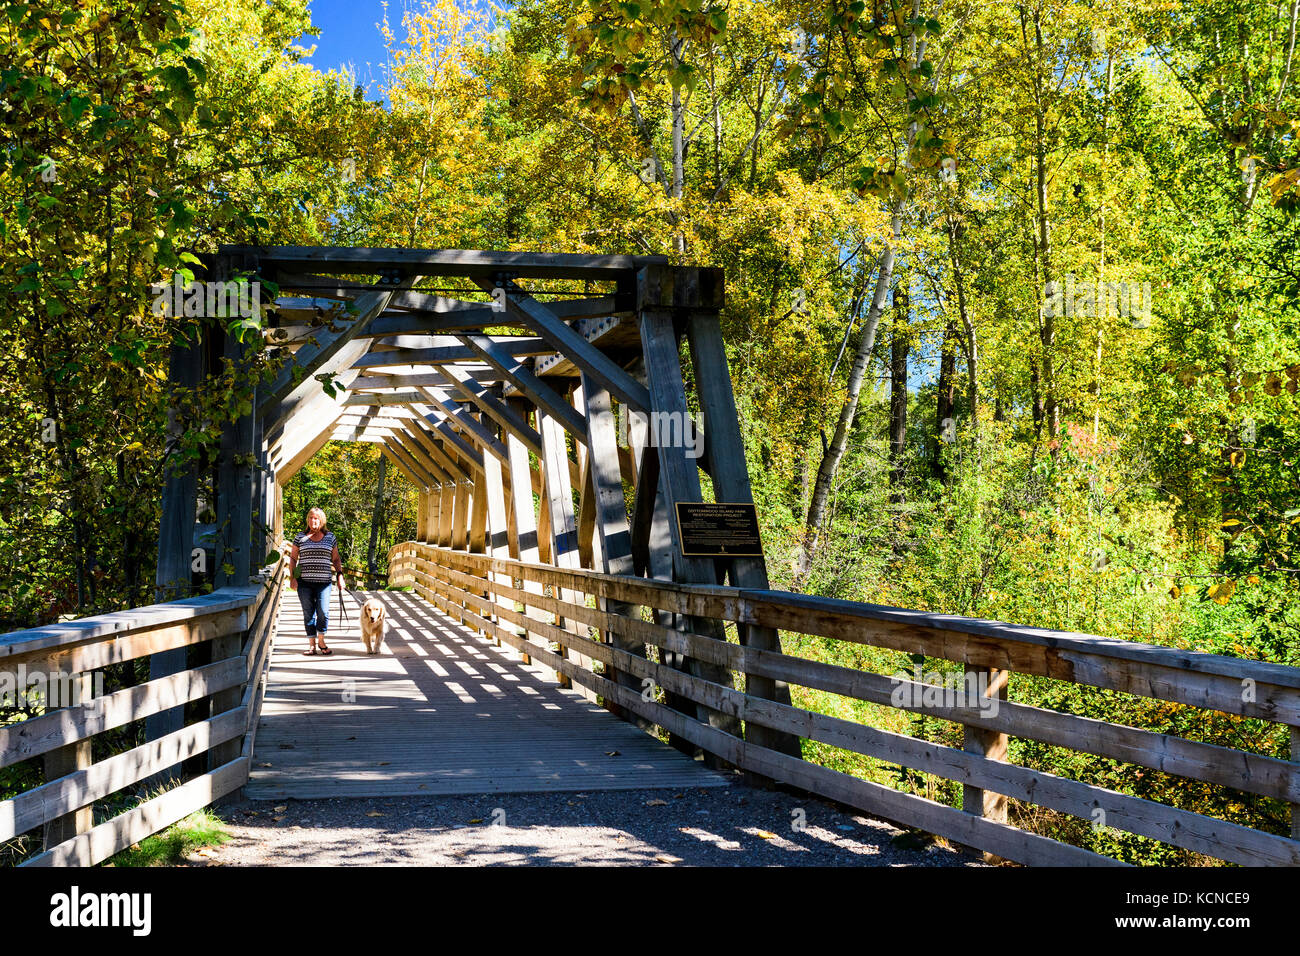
[245,589,730,799]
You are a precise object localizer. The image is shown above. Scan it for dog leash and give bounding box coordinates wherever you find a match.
[335,570,350,626]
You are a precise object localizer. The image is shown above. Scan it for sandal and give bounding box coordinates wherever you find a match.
[317,643,333,656]
[302,646,319,656]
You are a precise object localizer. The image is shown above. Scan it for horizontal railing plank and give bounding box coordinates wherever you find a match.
[397,541,1300,867]
[0,586,261,660]
[21,757,249,867]
[418,546,1300,721]
[422,558,1300,803]
[420,561,1300,865]
[1,608,247,676]
[0,657,245,769]
[414,567,1119,867]
[0,708,247,840]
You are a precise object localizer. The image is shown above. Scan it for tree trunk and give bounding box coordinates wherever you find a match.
[1024,5,1058,451]
[670,33,685,255]
[889,295,910,498]
[945,214,978,438]
[795,210,900,587]
[1031,357,1045,444]
[934,317,957,481]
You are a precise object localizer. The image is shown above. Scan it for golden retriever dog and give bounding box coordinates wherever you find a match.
[360,598,387,655]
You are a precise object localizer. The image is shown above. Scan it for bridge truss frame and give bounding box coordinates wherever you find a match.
[153,246,801,762]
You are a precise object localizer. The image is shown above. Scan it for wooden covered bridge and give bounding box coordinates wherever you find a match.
[3,246,1300,867]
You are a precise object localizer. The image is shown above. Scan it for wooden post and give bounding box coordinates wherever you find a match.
[537,410,578,688]
[581,375,647,719]
[685,304,802,761]
[253,412,268,567]
[438,484,455,546]
[147,315,204,777]
[1292,726,1299,841]
[417,490,428,542]
[467,469,490,635]
[42,672,93,848]
[506,398,543,666]
[273,481,284,552]
[626,365,696,754]
[963,665,1009,861]
[212,299,255,774]
[468,478,488,554]
[481,414,511,646]
[637,265,742,754]
[451,481,470,551]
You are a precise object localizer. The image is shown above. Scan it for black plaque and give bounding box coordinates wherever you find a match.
[673,502,764,557]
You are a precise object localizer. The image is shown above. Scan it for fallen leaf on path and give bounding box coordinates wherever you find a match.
[606,750,620,756]
[271,815,285,823]
[645,799,668,806]
[257,762,272,768]
[755,830,776,840]
[468,818,483,824]
[654,854,680,864]
[366,811,384,818]
[376,761,390,766]
[273,805,287,812]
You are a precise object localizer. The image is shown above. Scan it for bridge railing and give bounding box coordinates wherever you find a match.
[0,556,286,866]
[389,541,1300,867]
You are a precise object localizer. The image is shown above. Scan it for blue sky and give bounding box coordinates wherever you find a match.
[295,0,396,98]
[297,0,503,100]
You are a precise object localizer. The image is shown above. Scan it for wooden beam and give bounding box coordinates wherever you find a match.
[408,418,475,481]
[478,278,650,410]
[257,284,405,419]
[353,337,554,368]
[278,421,338,483]
[637,278,742,748]
[582,376,647,717]
[387,426,449,486]
[457,333,588,441]
[268,392,349,470]
[420,414,491,477]
[403,418,473,483]
[391,427,453,486]
[341,391,427,407]
[438,484,455,547]
[416,387,510,464]
[365,296,623,336]
[684,309,801,761]
[433,365,546,458]
[230,245,667,279]
[381,437,435,490]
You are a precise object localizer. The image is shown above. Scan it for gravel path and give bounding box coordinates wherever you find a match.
[195,779,986,867]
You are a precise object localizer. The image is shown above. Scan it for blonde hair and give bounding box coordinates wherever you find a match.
[305,507,328,531]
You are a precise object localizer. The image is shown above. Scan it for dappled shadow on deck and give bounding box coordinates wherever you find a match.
[245,588,729,799]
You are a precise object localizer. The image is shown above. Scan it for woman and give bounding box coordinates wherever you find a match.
[288,507,345,656]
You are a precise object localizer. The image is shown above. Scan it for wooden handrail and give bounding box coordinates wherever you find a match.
[389,541,1300,867]
[0,558,288,867]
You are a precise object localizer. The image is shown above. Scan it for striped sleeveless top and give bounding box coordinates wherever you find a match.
[294,530,337,583]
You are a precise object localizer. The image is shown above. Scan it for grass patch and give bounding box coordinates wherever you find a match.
[107,809,229,867]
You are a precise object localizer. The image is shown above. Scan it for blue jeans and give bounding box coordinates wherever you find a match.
[298,580,332,637]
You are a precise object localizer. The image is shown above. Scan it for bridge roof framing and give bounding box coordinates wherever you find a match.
[218,246,727,560]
